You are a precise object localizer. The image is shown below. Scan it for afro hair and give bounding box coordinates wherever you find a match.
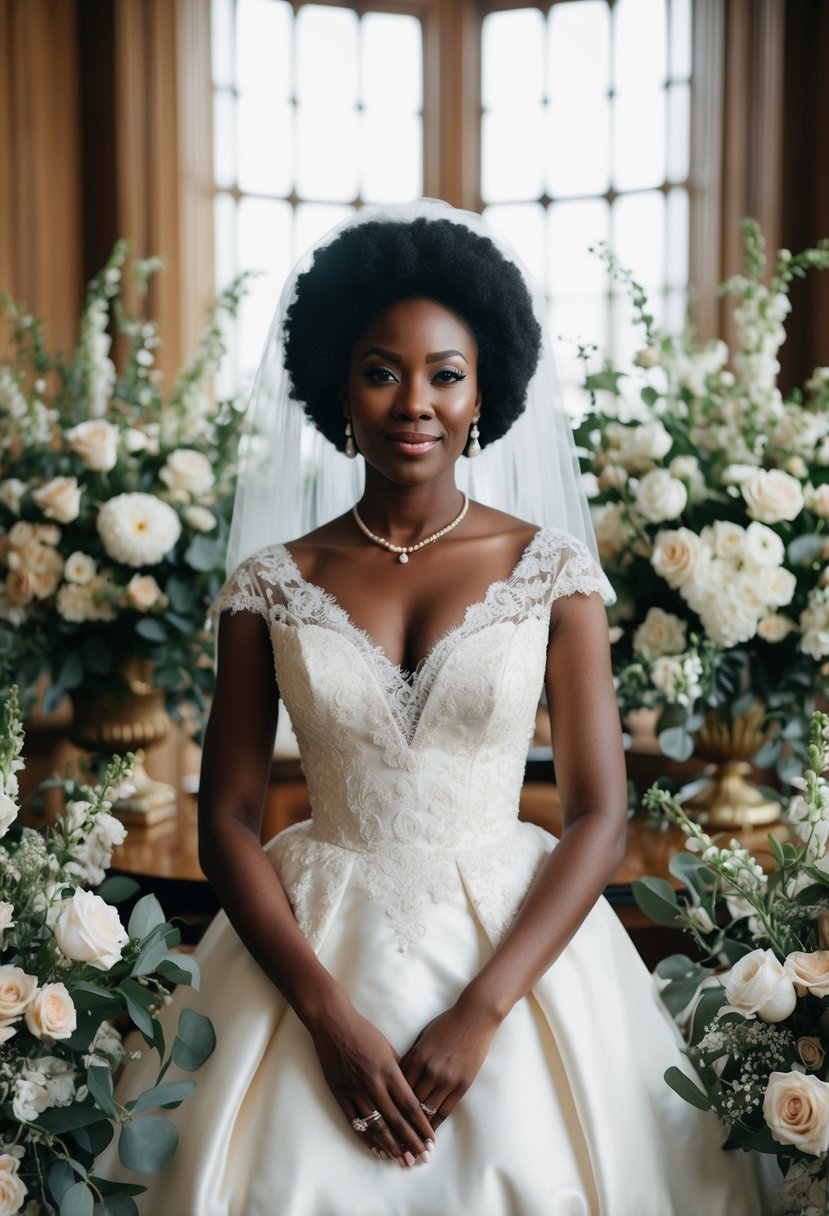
[282,217,542,452]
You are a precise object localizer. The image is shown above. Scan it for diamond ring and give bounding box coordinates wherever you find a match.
[351,1111,383,1132]
[420,1102,437,1117]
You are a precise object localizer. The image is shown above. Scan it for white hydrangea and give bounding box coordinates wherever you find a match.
[97,492,181,566]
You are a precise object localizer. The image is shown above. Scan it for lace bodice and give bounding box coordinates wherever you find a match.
[212,528,613,950]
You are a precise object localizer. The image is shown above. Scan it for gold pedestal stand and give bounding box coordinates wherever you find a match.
[684,704,780,831]
[69,659,176,825]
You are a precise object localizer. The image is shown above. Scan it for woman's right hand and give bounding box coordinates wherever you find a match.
[305,988,436,1165]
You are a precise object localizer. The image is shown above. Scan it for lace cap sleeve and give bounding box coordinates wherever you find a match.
[543,529,616,607]
[209,548,282,625]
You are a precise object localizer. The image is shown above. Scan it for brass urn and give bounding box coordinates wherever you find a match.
[69,658,176,824]
[684,702,780,830]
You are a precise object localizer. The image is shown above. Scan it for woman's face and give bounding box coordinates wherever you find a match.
[342,297,481,485]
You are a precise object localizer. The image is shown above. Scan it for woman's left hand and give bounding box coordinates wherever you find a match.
[399,995,500,1132]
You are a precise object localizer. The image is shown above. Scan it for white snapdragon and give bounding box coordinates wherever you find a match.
[650,652,703,708]
[800,588,829,660]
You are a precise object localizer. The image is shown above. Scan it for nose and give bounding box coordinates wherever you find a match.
[393,373,434,420]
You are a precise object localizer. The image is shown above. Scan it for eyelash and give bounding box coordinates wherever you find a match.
[363,366,467,385]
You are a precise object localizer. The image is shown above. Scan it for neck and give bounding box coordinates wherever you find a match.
[357,468,465,544]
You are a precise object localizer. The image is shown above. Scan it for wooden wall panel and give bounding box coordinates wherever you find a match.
[0,0,83,358]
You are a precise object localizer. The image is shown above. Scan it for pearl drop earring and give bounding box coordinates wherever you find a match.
[345,419,357,459]
[466,422,481,458]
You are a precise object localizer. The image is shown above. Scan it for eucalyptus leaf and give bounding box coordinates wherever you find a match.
[654,954,706,982]
[664,1065,710,1111]
[95,875,140,904]
[131,936,172,979]
[60,1182,94,1216]
[58,650,84,691]
[119,979,158,1038]
[92,1195,140,1216]
[668,854,717,899]
[787,534,825,565]
[118,1116,179,1174]
[128,1080,195,1116]
[171,1008,216,1072]
[689,986,726,1047]
[86,1064,116,1117]
[128,894,166,941]
[49,1159,76,1205]
[631,877,682,928]
[38,1105,111,1134]
[184,536,223,572]
[658,727,695,762]
[73,1119,114,1159]
[135,618,167,643]
[157,953,201,989]
[660,975,709,1017]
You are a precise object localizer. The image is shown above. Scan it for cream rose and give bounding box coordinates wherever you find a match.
[0,965,38,1025]
[31,476,82,523]
[632,607,687,660]
[650,528,701,589]
[0,789,17,838]
[4,568,34,606]
[806,484,829,518]
[24,982,77,1042]
[819,911,829,951]
[634,469,688,523]
[55,889,128,970]
[159,449,214,496]
[744,521,785,567]
[127,573,162,611]
[613,419,672,472]
[758,614,795,643]
[591,502,629,560]
[0,902,14,937]
[723,948,797,1022]
[764,1071,829,1156]
[184,505,218,532]
[799,1037,826,1070]
[785,951,829,998]
[701,520,745,562]
[741,469,805,524]
[65,419,119,472]
[760,565,797,609]
[0,479,26,514]
[64,551,97,585]
[0,1160,26,1216]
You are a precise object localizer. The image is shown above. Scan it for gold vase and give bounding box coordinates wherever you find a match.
[69,658,176,825]
[684,703,780,830]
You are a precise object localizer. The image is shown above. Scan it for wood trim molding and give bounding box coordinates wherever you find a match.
[0,0,83,356]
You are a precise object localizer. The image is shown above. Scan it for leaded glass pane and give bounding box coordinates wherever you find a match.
[294,203,354,263]
[213,91,236,190]
[613,190,666,290]
[667,82,691,182]
[547,1,609,101]
[211,0,235,89]
[613,87,666,192]
[295,105,359,202]
[670,0,692,80]
[481,109,545,204]
[236,0,291,101]
[666,187,689,289]
[547,200,610,296]
[361,112,422,204]
[296,5,359,106]
[237,95,292,196]
[547,95,610,197]
[362,13,422,111]
[482,9,545,110]
[484,204,545,284]
[613,0,667,90]
[237,196,293,300]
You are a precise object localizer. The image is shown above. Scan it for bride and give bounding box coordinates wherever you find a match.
[110,202,760,1214]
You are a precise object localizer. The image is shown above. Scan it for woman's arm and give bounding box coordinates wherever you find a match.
[199,609,434,1162]
[400,591,627,1126]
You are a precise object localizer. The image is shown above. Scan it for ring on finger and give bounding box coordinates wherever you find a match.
[419,1102,437,1118]
[351,1110,383,1133]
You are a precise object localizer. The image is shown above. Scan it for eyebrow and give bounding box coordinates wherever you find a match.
[361,346,468,364]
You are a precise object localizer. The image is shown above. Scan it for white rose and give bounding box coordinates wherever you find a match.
[0,1025,16,1045]
[696,574,761,646]
[64,551,97,585]
[806,484,829,518]
[0,789,17,839]
[597,464,628,493]
[591,502,629,560]
[764,1071,829,1156]
[0,479,26,515]
[785,951,829,998]
[650,528,701,589]
[55,889,128,970]
[723,463,761,485]
[758,614,795,643]
[0,965,38,1025]
[617,419,673,472]
[700,520,746,562]
[11,1069,50,1123]
[633,607,687,660]
[744,521,785,566]
[724,948,797,1022]
[759,565,797,609]
[0,902,14,936]
[56,583,96,623]
[65,419,119,472]
[24,982,77,1042]
[127,573,162,611]
[159,449,214,496]
[97,492,181,566]
[31,476,82,523]
[634,469,688,523]
[0,1163,27,1215]
[124,427,149,453]
[741,469,805,523]
[184,505,217,533]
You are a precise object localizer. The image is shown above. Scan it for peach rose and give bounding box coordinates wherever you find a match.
[0,1156,27,1216]
[65,419,119,472]
[127,573,162,611]
[159,449,214,496]
[798,1037,826,1071]
[741,469,805,524]
[4,568,34,606]
[31,476,82,523]
[764,1070,829,1156]
[650,528,702,589]
[0,965,38,1025]
[785,951,829,998]
[24,982,77,1042]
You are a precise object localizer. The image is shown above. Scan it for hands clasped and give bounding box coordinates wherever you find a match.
[308,990,498,1167]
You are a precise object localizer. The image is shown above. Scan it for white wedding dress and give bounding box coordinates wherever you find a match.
[111,527,760,1216]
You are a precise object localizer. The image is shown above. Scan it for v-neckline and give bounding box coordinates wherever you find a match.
[277,526,546,684]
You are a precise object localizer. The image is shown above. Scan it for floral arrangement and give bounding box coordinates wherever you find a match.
[0,244,247,735]
[634,711,829,1213]
[576,220,829,781]
[0,686,215,1215]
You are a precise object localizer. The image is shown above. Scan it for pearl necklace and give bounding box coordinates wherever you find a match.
[351,494,469,563]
